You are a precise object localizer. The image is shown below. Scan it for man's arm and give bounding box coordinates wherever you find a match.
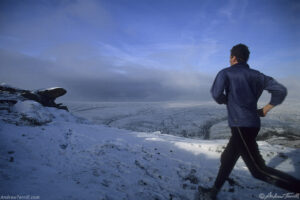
[211,70,228,104]
[260,75,287,116]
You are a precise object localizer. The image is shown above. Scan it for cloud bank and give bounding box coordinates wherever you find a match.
[0,47,213,101]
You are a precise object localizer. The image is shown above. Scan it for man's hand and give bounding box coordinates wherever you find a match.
[258,104,274,117]
[257,108,265,117]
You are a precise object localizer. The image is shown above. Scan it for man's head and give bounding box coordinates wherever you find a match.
[230,43,250,65]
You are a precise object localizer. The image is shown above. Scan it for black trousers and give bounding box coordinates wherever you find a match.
[213,127,300,193]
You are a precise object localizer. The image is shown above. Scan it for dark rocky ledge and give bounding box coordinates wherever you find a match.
[0,84,68,111]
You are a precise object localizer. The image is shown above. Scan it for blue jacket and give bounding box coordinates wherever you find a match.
[211,62,287,127]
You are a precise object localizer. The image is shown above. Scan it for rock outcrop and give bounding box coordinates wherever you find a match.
[0,83,68,111]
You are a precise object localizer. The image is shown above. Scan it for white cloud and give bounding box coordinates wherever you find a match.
[219,0,248,23]
[96,39,221,72]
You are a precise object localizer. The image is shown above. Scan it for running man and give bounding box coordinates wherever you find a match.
[200,44,300,200]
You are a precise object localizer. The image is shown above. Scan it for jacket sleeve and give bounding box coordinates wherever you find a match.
[263,74,287,106]
[211,70,228,104]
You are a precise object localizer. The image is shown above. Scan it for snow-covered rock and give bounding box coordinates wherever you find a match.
[0,83,68,111]
[0,100,85,126]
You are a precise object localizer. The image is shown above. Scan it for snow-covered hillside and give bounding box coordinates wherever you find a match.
[1,100,300,200]
[66,101,300,148]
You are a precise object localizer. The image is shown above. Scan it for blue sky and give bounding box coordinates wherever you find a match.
[0,0,299,101]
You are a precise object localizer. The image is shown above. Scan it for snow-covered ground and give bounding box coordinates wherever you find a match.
[1,100,300,200]
[66,101,300,148]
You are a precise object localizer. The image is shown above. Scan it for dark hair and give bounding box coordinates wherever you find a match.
[230,43,250,63]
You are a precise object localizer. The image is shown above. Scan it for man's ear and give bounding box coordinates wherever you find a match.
[232,56,238,63]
